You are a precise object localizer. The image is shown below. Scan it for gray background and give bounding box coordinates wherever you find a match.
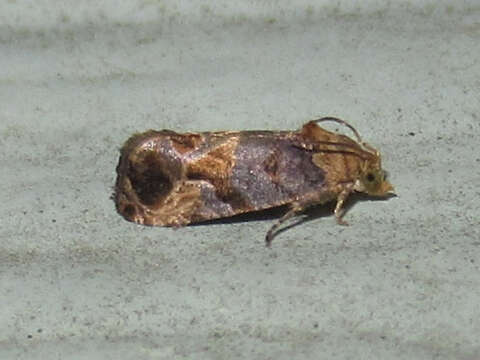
[1,1,479,359]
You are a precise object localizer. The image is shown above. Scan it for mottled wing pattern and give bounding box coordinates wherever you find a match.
[182,131,327,222]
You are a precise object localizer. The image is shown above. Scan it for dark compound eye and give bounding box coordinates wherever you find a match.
[366,173,375,182]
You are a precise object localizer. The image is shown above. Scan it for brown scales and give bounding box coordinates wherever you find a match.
[114,117,394,246]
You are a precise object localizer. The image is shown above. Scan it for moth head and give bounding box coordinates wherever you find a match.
[306,117,395,197]
[355,150,394,196]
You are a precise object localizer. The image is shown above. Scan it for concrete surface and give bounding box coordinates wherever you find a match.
[1,1,480,359]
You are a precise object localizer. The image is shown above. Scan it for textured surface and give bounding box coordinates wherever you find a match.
[1,1,480,359]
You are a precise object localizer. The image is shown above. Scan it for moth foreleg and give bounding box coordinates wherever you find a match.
[334,187,353,226]
[265,202,307,247]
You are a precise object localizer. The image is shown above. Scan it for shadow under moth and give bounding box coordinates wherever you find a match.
[114,117,394,246]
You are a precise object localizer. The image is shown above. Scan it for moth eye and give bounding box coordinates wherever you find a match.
[366,173,375,182]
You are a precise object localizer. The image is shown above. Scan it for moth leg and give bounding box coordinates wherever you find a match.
[334,188,352,226]
[265,202,306,247]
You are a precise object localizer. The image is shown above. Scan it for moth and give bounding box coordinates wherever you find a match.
[114,117,394,246]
